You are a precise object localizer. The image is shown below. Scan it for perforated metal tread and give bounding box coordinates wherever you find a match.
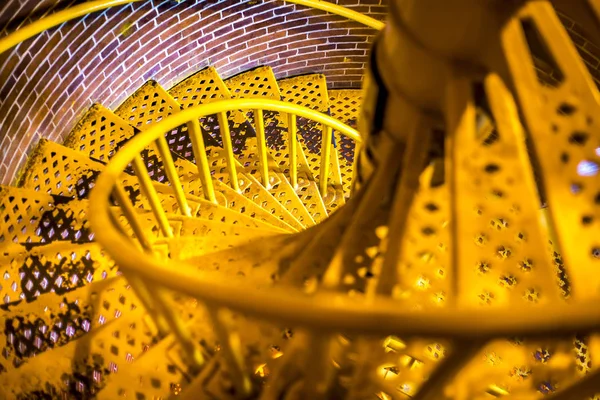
[63,103,137,163]
[278,74,346,213]
[169,68,315,227]
[0,241,116,307]
[203,150,305,230]
[225,67,329,223]
[114,80,301,232]
[0,282,150,398]
[17,139,281,234]
[168,66,255,152]
[234,137,316,227]
[0,273,130,371]
[329,89,361,197]
[63,118,289,234]
[0,186,96,255]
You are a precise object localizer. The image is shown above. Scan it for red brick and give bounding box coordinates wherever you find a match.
[0,0,385,175]
[229,28,267,48]
[309,28,348,38]
[298,46,317,54]
[329,35,367,43]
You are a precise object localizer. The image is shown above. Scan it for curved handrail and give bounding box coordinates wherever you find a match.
[89,97,600,339]
[285,0,385,30]
[0,0,383,56]
[0,0,140,55]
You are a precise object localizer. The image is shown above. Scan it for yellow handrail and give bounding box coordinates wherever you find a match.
[89,96,600,338]
[100,99,360,204]
[0,0,140,55]
[285,0,384,30]
[90,185,600,338]
[0,0,382,56]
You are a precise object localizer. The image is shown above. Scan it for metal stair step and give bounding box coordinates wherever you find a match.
[0,186,283,267]
[0,186,96,254]
[0,289,152,398]
[225,66,329,223]
[114,80,300,232]
[0,241,117,308]
[169,67,315,228]
[61,104,289,232]
[16,139,284,233]
[0,275,143,378]
[0,63,362,400]
[278,73,346,214]
[96,297,284,400]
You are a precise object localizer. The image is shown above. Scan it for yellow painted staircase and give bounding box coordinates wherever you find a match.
[0,65,363,399]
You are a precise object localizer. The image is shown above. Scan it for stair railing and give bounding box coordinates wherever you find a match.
[90,97,600,337]
[90,98,361,390]
[89,95,600,395]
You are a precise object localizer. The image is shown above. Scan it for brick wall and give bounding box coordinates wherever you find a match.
[1,2,599,186]
[0,0,386,184]
[534,11,600,87]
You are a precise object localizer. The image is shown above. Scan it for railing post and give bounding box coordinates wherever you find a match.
[319,124,333,196]
[288,113,298,188]
[112,183,153,251]
[350,141,361,196]
[207,307,251,396]
[253,109,270,188]
[154,135,191,217]
[187,119,217,203]
[217,111,240,192]
[132,155,174,238]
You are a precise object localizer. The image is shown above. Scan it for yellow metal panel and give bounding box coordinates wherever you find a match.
[63,103,136,163]
[502,2,600,301]
[395,167,450,309]
[14,139,191,219]
[447,74,560,309]
[0,287,151,398]
[0,186,94,254]
[225,66,282,100]
[225,67,329,222]
[0,241,117,307]
[205,149,303,230]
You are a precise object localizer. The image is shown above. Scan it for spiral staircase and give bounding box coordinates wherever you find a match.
[2,0,600,399]
[0,61,365,398]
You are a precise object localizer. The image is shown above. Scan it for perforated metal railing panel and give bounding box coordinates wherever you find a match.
[278,74,345,213]
[329,89,362,197]
[225,67,329,223]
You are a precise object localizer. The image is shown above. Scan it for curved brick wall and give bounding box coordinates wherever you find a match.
[0,0,386,184]
[0,2,599,187]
